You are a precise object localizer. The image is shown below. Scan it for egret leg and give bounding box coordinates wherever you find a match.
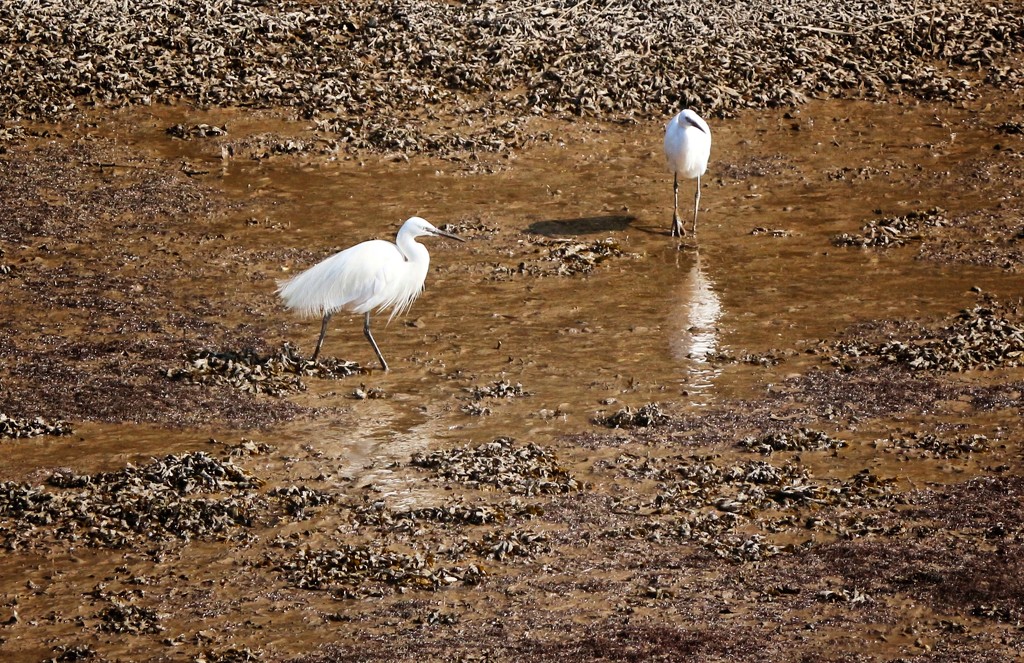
[692,175,701,237]
[671,172,683,237]
[363,312,389,372]
[311,312,333,362]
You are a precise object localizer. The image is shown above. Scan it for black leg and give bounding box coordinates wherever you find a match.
[692,175,701,237]
[312,312,333,362]
[363,312,388,372]
[671,172,682,237]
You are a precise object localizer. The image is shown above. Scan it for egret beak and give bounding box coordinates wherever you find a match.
[431,227,466,242]
[685,116,708,134]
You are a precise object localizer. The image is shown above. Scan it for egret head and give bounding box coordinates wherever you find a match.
[681,109,710,135]
[401,216,466,242]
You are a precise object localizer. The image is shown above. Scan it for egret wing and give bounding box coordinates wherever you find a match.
[278,240,401,317]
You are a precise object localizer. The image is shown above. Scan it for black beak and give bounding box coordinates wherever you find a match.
[431,227,467,242]
[685,116,707,134]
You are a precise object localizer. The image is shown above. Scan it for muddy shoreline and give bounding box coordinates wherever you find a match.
[2,2,1024,661]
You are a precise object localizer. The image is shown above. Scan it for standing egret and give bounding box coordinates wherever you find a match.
[277,216,465,370]
[664,109,712,238]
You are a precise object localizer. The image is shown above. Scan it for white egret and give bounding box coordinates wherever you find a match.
[663,109,712,237]
[277,216,465,370]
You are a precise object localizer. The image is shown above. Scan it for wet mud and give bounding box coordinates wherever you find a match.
[2,3,1024,662]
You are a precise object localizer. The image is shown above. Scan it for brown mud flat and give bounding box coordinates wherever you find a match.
[1,6,1024,663]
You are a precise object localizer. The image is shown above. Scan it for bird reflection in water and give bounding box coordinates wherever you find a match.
[670,252,723,392]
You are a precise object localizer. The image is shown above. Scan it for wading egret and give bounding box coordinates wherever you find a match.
[277,216,465,371]
[664,109,712,237]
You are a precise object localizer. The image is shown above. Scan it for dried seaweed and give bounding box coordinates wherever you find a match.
[165,343,361,396]
[411,437,582,495]
[833,208,948,248]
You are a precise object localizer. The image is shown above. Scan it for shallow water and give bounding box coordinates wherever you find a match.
[2,96,1022,660]
[44,97,1019,489]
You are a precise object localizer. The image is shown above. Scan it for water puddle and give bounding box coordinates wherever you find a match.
[668,252,724,395]
[2,95,1023,660]
[31,96,1020,488]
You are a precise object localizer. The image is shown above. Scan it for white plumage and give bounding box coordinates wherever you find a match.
[664,109,712,238]
[278,216,465,370]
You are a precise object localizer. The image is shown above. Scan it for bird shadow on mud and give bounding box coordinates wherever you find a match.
[526,214,636,237]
